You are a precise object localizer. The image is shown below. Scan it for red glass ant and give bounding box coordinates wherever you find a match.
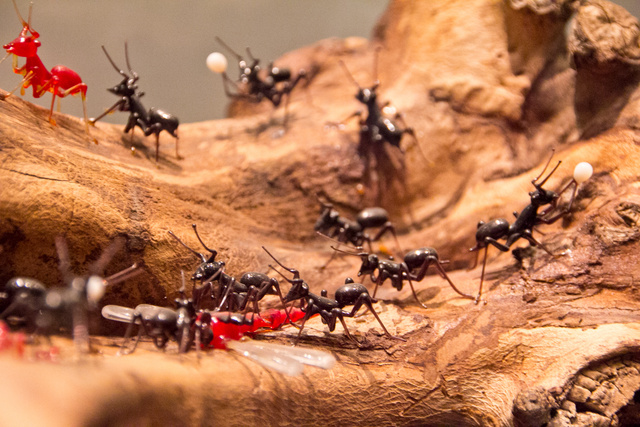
[0,1,93,141]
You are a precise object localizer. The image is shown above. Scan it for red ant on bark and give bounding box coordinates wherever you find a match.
[0,0,93,142]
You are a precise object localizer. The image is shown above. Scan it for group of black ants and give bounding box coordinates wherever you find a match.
[0,151,589,356]
[0,2,592,359]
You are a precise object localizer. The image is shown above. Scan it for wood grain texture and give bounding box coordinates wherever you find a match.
[1,0,640,425]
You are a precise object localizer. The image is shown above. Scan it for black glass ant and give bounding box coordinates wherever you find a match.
[169,225,291,318]
[0,236,138,353]
[333,245,477,308]
[469,152,593,300]
[315,202,400,250]
[104,273,201,355]
[262,246,404,346]
[212,37,307,127]
[329,49,426,202]
[0,277,46,329]
[90,43,180,162]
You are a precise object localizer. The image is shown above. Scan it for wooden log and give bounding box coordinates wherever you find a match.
[0,0,640,425]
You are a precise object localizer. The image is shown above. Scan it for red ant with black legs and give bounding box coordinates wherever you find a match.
[0,1,93,141]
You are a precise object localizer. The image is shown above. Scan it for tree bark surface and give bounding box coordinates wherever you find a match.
[1,0,640,425]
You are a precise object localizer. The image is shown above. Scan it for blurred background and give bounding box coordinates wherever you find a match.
[0,0,637,125]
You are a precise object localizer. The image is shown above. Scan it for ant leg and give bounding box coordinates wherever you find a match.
[216,276,235,312]
[292,305,315,346]
[81,94,96,143]
[353,275,380,318]
[1,70,33,99]
[326,110,363,129]
[370,222,403,255]
[48,90,59,126]
[349,296,405,341]
[521,230,556,257]
[282,92,290,128]
[54,235,72,283]
[155,133,160,162]
[0,52,9,68]
[539,181,578,224]
[90,99,126,124]
[405,276,429,309]
[119,317,143,355]
[485,237,511,252]
[72,307,90,355]
[477,247,490,304]
[468,247,480,270]
[371,273,384,299]
[263,278,298,328]
[221,72,242,98]
[435,261,475,301]
[175,134,182,160]
[238,287,259,315]
[338,315,363,347]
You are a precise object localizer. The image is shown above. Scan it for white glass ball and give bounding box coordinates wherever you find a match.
[207,52,228,73]
[573,162,593,184]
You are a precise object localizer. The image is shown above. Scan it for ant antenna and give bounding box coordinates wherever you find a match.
[373,46,383,85]
[104,263,141,285]
[191,224,218,258]
[11,0,26,28]
[533,150,562,188]
[267,264,299,286]
[102,46,128,78]
[215,36,243,61]
[54,235,73,284]
[262,246,300,279]
[179,270,187,295]
[330,245,367,257]
[26,2,34,33]
[124,42,138,81]
[89,237,125,276]
[245,47,258,63]
[338,60,362,90]
[168,230,207,263]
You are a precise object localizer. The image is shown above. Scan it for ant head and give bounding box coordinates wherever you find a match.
[192,260,225,282]
[108,78,136,97]
[529,188,558,206]
[8,0,39,53]
[355,84,379,105]
[283,279,309,302]
[3,34,40,57]
[359,254,379,274]
[314,203,339,231]
[528,152,562,206]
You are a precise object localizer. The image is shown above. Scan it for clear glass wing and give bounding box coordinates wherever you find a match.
[101,305,136,323]
[226,340,304,376]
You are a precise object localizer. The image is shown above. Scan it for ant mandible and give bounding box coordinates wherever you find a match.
[208,37,308,127]
[90,44,180,162]
[469,152,593,301]
[0,0,93,141]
